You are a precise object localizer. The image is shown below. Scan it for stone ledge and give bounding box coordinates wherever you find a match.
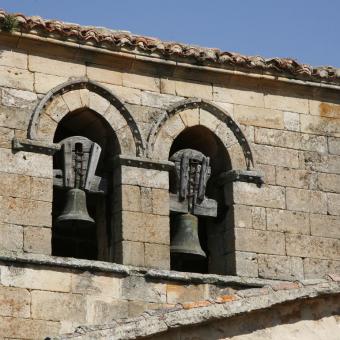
[0,251,294,288]
[51,281,340,339]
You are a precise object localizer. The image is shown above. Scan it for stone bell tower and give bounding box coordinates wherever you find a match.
[0,10,339,339]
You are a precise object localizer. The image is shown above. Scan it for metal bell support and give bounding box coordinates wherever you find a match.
[170,213,206,258]
[54,137,99,229]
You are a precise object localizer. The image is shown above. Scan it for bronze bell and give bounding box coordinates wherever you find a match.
[56,188,94,228]
[171,213,206,258]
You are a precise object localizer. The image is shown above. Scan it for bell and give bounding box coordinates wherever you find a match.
[171,213,206,258]
[56,188,94,228]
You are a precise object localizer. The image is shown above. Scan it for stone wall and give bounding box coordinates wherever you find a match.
[0,252,298,339]
[0,32,339,281]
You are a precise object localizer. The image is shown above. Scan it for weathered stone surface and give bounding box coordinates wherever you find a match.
[86,297,129,324]
[175,80,212,100]
[0,264,71,292]
[327,193,340,215]
[264,93,309,114]
[256,164,276,185]
[0,223,23,252]
[328,137,340,155]
[1,197,52,227]
[300,114,340,137]
[0,172,30,199]
[255,144,300,168]
[228,251,259,277]
[103,104,127,131]
[276,167,313,189]
[62,90,83,112]
[122,276,166,303]
[303,258,340,279]
[121,212,169,245]
[234,105,284,129]
[116,240,145,267]
[0,316,60,339]
[232,182,285,209]
[0,48,27,69]
[145,243,170,269]
[1,88,37,108]
[120,166,169,189]
[310,214,340,239]
[317,173,340,193]
[286,234,340,260]
[140,91,183,108]
[0,65,34,91]
[0,127,14,148]
[87,64,123,86]
[44,95,69,122]
[309,99,340,118]
[286,188,327,214]
[267,208,310,234]
[276,167,317,189]
[34,72,68,93]
[213,85,264,107]
[23,226,51,255]
[0,148,53,178]
[31,290,86,322]
[283,111,300,131]
[166,283,206,304]
[30,177,53,202]
[235,228,285,255]
[179,108,199,127]
[71,272,121,298]
[258,254,304,280]
[123,72,160,92]
[152,189,169,216]
[88,91,110,113]
[29,55,86,78]
[0,286,30,318]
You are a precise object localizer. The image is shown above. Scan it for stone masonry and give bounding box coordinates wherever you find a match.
[0,10,339,339]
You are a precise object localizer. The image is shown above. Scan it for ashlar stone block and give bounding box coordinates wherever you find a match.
[0,286,30,318]
[23,226,51,255]
[31,290,86,323]
[0,264,71,292]
[310,214,340,239]
[232,182,285,209]
[286,188,327,214]
[267,208,310,235]
[234,228,285,255]
[258,254,304,280]
[286,234,340,260]
[0,65,34,91]
[234,105,284,129]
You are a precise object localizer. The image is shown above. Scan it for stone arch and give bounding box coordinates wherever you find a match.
[28,78,144,156]
[147,98,255,169]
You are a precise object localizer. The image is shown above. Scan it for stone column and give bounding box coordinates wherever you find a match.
[111,156,173,270]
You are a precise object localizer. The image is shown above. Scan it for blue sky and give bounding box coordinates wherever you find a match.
[1,0,339,67]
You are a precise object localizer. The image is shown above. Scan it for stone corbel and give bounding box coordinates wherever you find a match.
[12,137,61,155]
[218,169,264,187]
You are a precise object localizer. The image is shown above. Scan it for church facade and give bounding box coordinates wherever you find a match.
[0,10,339,339]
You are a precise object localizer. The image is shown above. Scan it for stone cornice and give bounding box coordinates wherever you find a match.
[1,10,340,87]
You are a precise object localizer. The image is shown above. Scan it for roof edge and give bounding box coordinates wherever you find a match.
[1,10,340,86]
[53,280,340,339]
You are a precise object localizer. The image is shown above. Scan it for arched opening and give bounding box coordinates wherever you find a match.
[169,125,231,274]
[52,108,119,260]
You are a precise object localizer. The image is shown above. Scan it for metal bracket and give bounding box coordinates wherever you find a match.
[12,137,61,155]
[218,169,264,187]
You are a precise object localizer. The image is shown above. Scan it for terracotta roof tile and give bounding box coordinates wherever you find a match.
[1,10,340,84]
